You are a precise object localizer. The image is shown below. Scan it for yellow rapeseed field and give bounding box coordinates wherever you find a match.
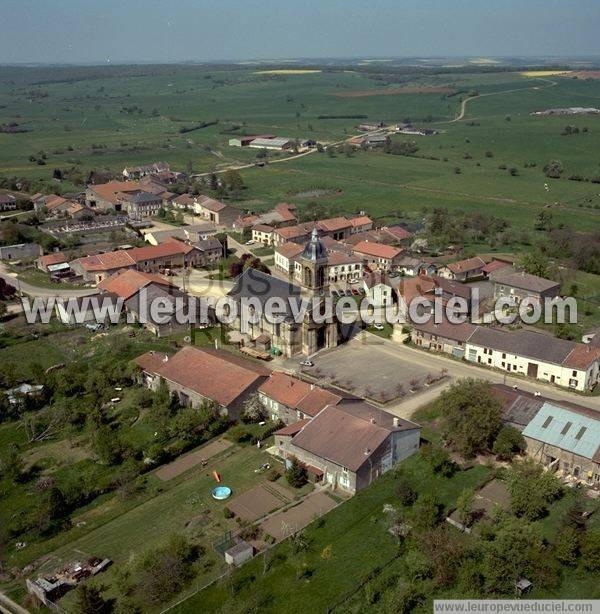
[521,70,572,77]
[254,69,322,75]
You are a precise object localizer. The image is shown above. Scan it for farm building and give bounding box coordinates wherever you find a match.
[248,137,294,150]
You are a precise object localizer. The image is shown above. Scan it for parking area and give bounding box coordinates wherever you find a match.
[300,337,437,402]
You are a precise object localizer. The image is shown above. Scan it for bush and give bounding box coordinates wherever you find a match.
[395,475,417,506]
[266,468,281,482]
[223,506,235,519]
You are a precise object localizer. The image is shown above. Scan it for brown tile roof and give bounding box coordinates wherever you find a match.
[317,216,352,232]
[384,225,413,241]
[253,224,274,233]
[290,403,419,471]
[134,350,170,373]
[275,224,313,241]
[275,242,305,259]
[563,344,600,371]
[73,250,136,272]
[173,194,195,207]
[98,269,174,300]
[259,372,341,417]
[327,251,361,266]
[274,202,297,222]
[445,256,486,274]
[197,195,227,212]
[127,240,194,262]
[274,418,311,436]
[135,346,267,407]
[89,181,142,205]
[296,387,341,417]
[38,251,67,267]
[353,240,402,260]
[350,215,373,227]
[482,259,511,274]
[411,317,477,342]
[45,195,69,210]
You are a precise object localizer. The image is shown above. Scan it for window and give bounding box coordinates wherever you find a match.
[560,422,572,435]
[575,427,587,440]
[502,353,506,359]
[572,370,577,377]
[541,416,553,428]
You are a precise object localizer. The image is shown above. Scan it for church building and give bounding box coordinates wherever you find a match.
[228,229,339,357]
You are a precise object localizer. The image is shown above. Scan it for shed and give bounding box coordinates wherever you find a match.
[224,540,254,566]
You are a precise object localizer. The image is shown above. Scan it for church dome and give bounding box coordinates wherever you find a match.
[301,228,326,261]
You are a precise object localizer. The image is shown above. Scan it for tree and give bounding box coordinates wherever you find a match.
[285,457,308,488]
[507,459,563,520]
[223,169,244,192]
[93,426,124,466]
[554,527,579,566]
[74,584,113,614]
[544,159,563,179]
[241,393,265,423]
[535,209,553,231]
[492,426,525,460]
[516,249,551,278]
[412,494,443,530]
[0,301,7,320]
[581,529,600,572]
[386,581,424,614]
[438,379,502,457]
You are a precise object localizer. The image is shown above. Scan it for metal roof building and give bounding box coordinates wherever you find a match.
[523,402,600,461]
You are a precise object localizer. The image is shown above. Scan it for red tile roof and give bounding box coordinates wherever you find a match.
[98,269,174,300]
[274,418,311,436]
[38,251,67,267]
[135,346,267,407]
[196,195,227,213]
[482,259,511,274]
[353,240,402,260]
[73,250,136,272]
[563,344,600,371]
[258,372,341,417]
[384,225,413,241]
[350,215,373,227]
[275,242,305,259]
[317,217,352,232]
[127,240,194,262]
[89,181,142,205]
[445,256,486,274]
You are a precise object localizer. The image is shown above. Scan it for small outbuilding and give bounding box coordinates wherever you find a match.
[224,540,254,566]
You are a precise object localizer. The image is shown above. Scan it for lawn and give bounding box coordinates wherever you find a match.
[171,454,492,614]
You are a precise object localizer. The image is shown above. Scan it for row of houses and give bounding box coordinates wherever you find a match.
[134,346,421,494]
[69,237,223,283]
[404,320,600,392]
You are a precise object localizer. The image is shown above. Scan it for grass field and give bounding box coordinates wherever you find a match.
[1,65,600,235]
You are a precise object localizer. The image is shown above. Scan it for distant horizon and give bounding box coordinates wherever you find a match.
[1,0,598,65]
[2,54,600,69]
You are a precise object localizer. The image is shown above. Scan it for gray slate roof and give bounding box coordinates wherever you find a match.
[468,327,576,364]
[492,270,560,293]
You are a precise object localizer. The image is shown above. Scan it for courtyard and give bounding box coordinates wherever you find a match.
[280,334,447,404]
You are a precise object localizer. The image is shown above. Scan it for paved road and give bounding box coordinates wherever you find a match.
[353,332,600,418]
[0,591,30,614]
[0,263,97,299]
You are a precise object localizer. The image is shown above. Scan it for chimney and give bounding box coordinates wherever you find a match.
[370,417,376,424]
[393,417,400,427]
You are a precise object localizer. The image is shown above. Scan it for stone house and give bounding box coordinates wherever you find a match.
[437,256,486,282]
[274,402,421,494]
[134,346,269,420]
[0,243,43,261]
[492,270,560,304]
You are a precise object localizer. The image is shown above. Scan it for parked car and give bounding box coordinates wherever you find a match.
[245,240,255,245]
[373,323,385,331]
[331,289,340,297]
[345,289,353,296]
[348,278,360,284]
[299,359,314,367]
[351,289,360,295]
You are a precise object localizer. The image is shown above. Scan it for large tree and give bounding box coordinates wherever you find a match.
[438,379,502,457]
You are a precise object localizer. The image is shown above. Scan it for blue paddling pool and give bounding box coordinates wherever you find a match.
[212,486,232,500]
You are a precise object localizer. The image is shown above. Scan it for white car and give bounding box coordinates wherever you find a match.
[348,278,360,284]
[373,323,385,331]
[245,240,255,245]
[299,359,314,367]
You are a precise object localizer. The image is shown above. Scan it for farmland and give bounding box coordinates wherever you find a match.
[1,64,600,236]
